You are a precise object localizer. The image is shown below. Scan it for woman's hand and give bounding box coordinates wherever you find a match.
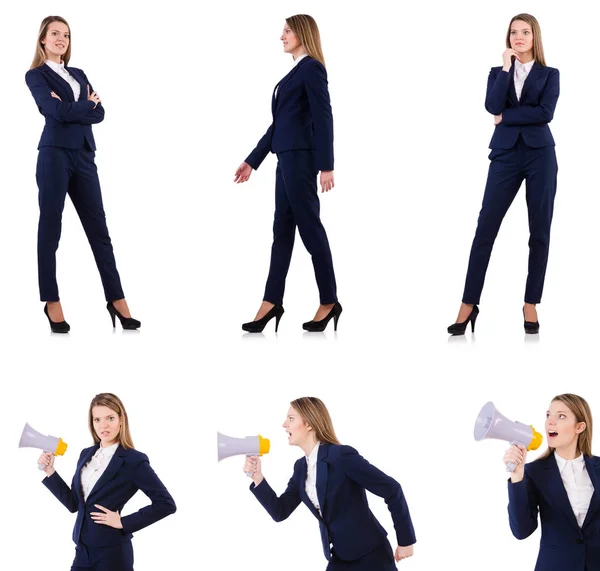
[91,505,123,529]
[244,455,264,486]
[504,444,527,483]
[494,114,503,125]
[502,49,520,71]
[319,170,334,193]
[87,84,101,108]
[395,545,414,562]
[38,452,56,477]
[234,162,253,184]
[50,91,62,101]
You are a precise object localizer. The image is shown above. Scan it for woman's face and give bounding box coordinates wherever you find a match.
[91,406,121,446]
[41,21,70,60]
[281,23,301,54]
[282,406,312,446]
[546,400,585,452]
[509,20,534,56]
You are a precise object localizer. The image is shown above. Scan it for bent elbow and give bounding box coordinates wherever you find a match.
[510,523,536,540]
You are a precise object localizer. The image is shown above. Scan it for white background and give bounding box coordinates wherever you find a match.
[2,0,599,570]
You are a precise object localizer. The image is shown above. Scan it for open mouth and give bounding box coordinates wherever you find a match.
[548,431,558,438]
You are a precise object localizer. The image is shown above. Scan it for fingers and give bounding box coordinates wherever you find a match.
[503,444,526,466]
[94,504,109,513]
[233,164,251,183]
[87,84,90,96]
[38,452,53,466]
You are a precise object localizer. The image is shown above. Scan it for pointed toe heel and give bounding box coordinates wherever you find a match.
[447,305,479,335]
[242,305,285,333]
[302,302,343,332]
[107,302,141,330]
[523,307,540,334]
[44,303,70,334]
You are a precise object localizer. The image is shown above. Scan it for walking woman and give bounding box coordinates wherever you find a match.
[26,16,140,333]
[234,15,342,333]
[243,397,416,570]
[37,393,176,571]
[448,13,559,335]
[504,394,600,570]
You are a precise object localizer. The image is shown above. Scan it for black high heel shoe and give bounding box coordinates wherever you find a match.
[242,305,284,333]
[447,304,479,335]
[523,306,539,334]
[44,303,70,333]
[107,302,141,330]
[302,302,343,332]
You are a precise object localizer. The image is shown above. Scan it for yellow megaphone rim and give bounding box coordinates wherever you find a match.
[258,435,270,456]
[55,438,68,456]
[528,427,543,451]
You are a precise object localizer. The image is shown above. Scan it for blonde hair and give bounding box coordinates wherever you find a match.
[506,13,546,66]
[88,393,135,449]
[31,16,71,70]
[286,14,326,67]
[290,397,340,445]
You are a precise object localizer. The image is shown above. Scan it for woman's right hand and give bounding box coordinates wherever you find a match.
[234,162,253,184]
[502,49,520,71]
[504,444,527,483]
[38,452,56,477]
[87,84,101,108]
[244,455,264,486]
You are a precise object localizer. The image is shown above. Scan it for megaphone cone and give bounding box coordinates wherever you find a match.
[19,423,68,470]
[217,432,270,462]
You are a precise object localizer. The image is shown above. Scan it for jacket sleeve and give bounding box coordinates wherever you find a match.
[25,69,97,123]
[42,450,84,513]
[245,124,274,170]
[485,67,511,115]
[341,446,416,547]
[507,473,540,539]
[305,62,334,171]
[501,69,559,126]
[249,467,302,522]
[119,454,176,535]
[79,72,105,125]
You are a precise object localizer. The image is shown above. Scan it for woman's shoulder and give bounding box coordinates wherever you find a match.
[302,57,327,74]
[25,65,46,79]
[121,447,148,462]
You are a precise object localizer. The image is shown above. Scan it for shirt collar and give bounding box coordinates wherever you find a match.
[294,53,308,66]
[515,59,535,72]
[306,442,320,465]
[95,442,119,459]
[555,451,585,473]
[45,59,66,73]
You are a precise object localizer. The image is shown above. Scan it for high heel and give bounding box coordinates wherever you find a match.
[242,305,284,333]
[523,306,539,334]
[107,302,141,330]
[44,303,70,333]
[447,304,479,335]
[302,302,343,332]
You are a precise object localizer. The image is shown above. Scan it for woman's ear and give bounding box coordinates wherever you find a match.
[575,421,587,435]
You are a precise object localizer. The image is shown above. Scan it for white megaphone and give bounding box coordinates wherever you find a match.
[217,432,270,477]
[474,402,543,472]
[19,423,68,471]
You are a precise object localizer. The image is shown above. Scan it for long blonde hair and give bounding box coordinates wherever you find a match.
[88,393,135,449]
[30,16,71,70]
[505,13,546,66]
[290,397,340,445]
[286,15,326,67]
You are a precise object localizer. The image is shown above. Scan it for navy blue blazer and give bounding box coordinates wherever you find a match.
[508,453,600,571]
[250,443,416,561]
[25,64,105,150]
[485,63,559,150]
[43,445,176,547]
[245,56,334,172]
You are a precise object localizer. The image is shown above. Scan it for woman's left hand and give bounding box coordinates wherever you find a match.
[50,91,62,101]
[395,545,414,562]
[91,504,123,529]
[320,171,334,193]
[494,114,502,125]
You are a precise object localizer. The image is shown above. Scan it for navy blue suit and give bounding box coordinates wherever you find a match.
[245,56,337,305]
[250,443,416,570]
[508,453,600,571]
[462,63,559,305]
[26,64,124,302]
[43,445,176,571]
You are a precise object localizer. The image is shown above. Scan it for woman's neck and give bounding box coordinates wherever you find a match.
[292,48,308,61]
[300,438,319,457]
[555,443,580,460]
[45,52,62,64]
[100,439,118,448]
[517,51,534,64]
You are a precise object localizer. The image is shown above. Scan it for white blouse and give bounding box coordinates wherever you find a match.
[555,452,595,527]
[80,442,119,501]
[45,59,81,101]
[513,59,535,101]
[305,442,320,511]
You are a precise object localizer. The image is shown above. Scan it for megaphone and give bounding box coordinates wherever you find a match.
[217,432,270,476]
[474,402,543,472]
[19,423,68,471]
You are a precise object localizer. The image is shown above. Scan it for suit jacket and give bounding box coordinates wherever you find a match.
[245,56,334,172]
[25,64,105,150]
[43,445,176,547]
[485,63,559,149]
[508,453,600,571]
[250,443,416,561]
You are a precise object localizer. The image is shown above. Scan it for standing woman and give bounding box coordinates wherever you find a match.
[504,394,600,570]
[243,397,416,570]
[448,14,559,335]
[234,15,342,333]
[37,393,176,571]
[26,16,140,333]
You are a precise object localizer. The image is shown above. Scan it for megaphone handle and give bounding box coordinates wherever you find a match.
[245,454,258,478]
[506,441,522,472]
[38,450,52,471]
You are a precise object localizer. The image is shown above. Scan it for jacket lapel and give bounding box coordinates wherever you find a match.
[507,64,519,106]
[316,443,328,516]
[583,456,600,528]
[298,457,320,519]
[74,445,99,502]
[65,66,87,101]
[271,56,311,116]
[519,62,543,103]
[40,64,76,102]
[543,453,582,533]
[85,445,125,505]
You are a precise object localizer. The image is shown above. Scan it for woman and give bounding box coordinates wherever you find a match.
[504,394,600,570]
[26,16,140,332]
[234,15,342,333]
[448,14,559,335]
[243,397,416,570]
[38,393,176,571]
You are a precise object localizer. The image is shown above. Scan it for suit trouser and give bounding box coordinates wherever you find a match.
[70,541,134,571]
[462,137,558,305]
[326,540,396,571]
[36,145,124,302]
[263,150,337,305]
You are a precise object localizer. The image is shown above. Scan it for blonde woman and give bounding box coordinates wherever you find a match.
[235,15,342,333]
[37,393,176,571]
[504,394,599,570]
[244,397,416,570]
[26,16,140,332]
